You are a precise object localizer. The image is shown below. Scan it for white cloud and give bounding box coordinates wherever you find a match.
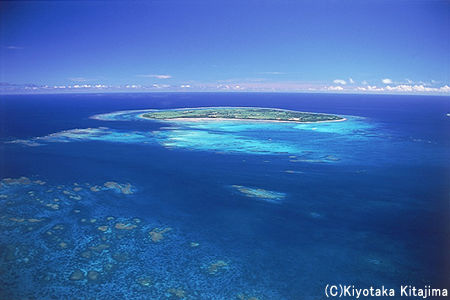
[361,80,368,85]
[152,84,170,88]
[385,85,412,92]
[366,85,385,92]
[439,85,450,92]
[327,86,344,91]
[138,74,172,79]
[333,79,347,85]
[382,78,393,84]
[349,78,355,84]
[125,84,141,89]
[4,78,449,94]
[361,84,450,94]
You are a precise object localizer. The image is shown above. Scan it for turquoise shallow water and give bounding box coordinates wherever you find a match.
[10,109,395,163]
[0,93,449,299]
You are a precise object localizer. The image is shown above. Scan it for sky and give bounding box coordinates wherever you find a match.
[0,0,449,94]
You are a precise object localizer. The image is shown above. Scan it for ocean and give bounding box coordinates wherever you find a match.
[0,92,449,299]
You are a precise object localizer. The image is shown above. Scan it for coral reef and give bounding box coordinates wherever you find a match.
[231,185,285,203]
[115,223,137,230]
[104,181,134,194]
[149,227,171,242]
[167,287,186,298]
[69,269,84,281]
[0,177,271,299]
[237,294,260,300]
[87,270,100,282]
[207,260,228,275]
[137,276,152,287]
[97,225,108,232]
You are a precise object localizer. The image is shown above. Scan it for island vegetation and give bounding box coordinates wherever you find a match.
[141,107,345,123]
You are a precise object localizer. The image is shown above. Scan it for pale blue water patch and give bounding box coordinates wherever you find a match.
[88,109,378,142]
[8,127,158,146]
[157,116,384,162]
[8,126,304,155]
[91,108,373,137]
[5,110,395,164]
[293,116,376,136]
[154,129,301,155]
[140,111,380,161]
[5,108,441,166]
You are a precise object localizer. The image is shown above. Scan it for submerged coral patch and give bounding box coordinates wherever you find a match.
[149,227,171,242]
[104,181,134,194]
[7,127,157,147]
[69,269,85,281]
[0,177,279,298]
[206,260,228,275]
[87,270,100,282]
[97,225,108,232]
[1,176,33,186]
[237,294,260,300]
[167,287,186,298]
[136,276,152,287]
[115,223,137,230]
[231,185,286,203]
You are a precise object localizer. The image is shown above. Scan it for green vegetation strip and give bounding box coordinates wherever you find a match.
[142,107,344,123]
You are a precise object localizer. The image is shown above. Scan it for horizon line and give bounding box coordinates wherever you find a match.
[1,90,449,97]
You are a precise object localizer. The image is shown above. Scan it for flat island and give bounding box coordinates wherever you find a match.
[141,107,345,123]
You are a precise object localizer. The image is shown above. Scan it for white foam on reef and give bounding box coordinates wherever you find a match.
[91,109,154,121]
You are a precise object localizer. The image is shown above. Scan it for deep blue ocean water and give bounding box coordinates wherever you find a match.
[0,92,449,299]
